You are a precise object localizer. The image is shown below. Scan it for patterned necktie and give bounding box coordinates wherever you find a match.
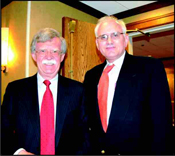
[98,64,115,132]
[40,80,55,155]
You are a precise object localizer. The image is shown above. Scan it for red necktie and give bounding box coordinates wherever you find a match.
[40,80,55,155]
[98,64,115,132]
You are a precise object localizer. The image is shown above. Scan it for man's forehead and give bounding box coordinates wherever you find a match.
[36,37,61,48]
[98,20,122,32]
[101,19,120,27]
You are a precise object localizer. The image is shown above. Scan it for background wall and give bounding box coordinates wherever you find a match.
[1,1,98,103]
[123,5,174,24]
[1,2,174,105]
[1,1,27,103]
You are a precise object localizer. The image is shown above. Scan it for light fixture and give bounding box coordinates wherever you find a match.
[127,28,151,37]
[1,27,9,73]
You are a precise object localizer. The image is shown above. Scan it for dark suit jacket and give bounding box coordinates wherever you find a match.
[1,74,90,155]
[84,52,173,155]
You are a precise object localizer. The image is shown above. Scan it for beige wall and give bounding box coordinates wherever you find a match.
[1,1,98,103]
[1,2,174,103]
[1,1,27,103]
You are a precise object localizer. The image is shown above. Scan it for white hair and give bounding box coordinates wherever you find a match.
[94,16,127,37]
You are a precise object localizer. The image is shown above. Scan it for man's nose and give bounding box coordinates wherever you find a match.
[45,50,53,58]
[107,36,113,44]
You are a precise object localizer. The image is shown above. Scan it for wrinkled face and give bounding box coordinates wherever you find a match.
[96,20,129,63]
[32,37,65,80]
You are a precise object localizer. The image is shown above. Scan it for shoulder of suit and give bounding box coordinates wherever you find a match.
[86,61,106,73]
[127,54,162,65]
[59,75,83,87]
[7,74,37,87]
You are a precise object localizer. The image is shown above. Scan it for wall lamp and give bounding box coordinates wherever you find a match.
[127,28,151,37]
[1,27,9,73]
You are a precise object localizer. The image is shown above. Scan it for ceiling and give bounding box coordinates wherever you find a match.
[80,1,155,16]
[2,1,174,66]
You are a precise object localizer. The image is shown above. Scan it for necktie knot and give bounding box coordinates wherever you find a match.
[103,64,115,73]
[44,80,51,87]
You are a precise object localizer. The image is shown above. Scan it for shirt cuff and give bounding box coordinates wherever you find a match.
[14,148,25,155]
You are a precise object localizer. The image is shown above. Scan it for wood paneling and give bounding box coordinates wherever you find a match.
[126,12,174,30]
[62,17,105,82]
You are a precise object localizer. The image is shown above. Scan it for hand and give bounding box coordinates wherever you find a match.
[18,149,34,155]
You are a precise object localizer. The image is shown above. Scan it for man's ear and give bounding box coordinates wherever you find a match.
[124,34,129,48]
[96,39,99,50]
[31,53,37,61]
[60,54,65,62]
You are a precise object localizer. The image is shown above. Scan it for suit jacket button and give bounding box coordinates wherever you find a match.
[101,150,105,154]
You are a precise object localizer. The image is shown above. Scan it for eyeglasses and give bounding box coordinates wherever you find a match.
[36,49,63,56]
[97,32,125,41]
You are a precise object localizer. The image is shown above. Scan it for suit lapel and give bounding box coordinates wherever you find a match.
[24,74,40,145]
[93,62,107,132]
[94,58,136,133]
[55,75,70,147]
[23,74,72,149]
[107,53,138,132]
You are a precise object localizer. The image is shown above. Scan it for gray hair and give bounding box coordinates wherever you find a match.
[30,28,67,54]
[94,16,127,37]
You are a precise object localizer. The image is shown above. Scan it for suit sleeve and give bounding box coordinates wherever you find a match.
[149,59,173,154]
[1,83,18,154]
[76,87,91,154]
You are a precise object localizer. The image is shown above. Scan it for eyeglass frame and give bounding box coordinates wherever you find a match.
[96,32,125,41]
[35,49,63,56]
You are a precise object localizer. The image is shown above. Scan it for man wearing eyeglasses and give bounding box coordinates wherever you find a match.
[2,28,90,155]
[84,16,173,155]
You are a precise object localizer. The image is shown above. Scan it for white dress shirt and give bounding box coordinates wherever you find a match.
[102,51,126,125]
[14,73,58,155]
[37,73,58,127]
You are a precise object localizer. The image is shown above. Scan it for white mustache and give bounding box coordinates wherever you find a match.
[42,60,56,65]
[106,45,115,48]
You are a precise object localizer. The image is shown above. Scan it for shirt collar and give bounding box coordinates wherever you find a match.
[37,73,58,86]
[106,51,126,68]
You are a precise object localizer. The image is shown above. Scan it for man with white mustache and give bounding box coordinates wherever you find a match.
[42,59,56,65]
[2,28,90,155]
